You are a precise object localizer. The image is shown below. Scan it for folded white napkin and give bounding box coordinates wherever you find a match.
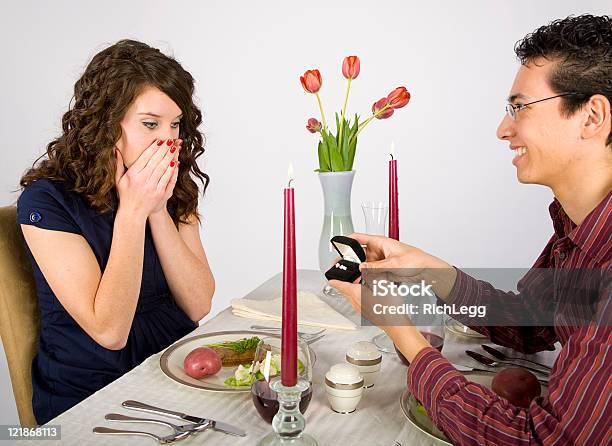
[231,290,356,330]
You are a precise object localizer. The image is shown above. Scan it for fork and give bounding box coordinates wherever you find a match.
[104,413,210,435]
[304,333,325,344]
[93,426,191,444]
[250,325,326,340]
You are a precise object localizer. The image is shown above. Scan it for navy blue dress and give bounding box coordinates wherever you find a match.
[17,179,197,425]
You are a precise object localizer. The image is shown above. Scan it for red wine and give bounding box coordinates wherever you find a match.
[251,379,313,424]
[395,331,444,366]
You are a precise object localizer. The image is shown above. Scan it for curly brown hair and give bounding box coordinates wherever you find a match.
[515,14,612,146]
[19,39,210,224]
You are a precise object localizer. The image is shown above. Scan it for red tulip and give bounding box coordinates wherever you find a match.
[300,69,322,93]
[387,87,410,109]
[306,118,322,133]
[342,56,360,80]
[372,98,394,119]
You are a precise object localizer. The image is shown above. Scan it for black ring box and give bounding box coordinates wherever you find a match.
[324,235,366,283]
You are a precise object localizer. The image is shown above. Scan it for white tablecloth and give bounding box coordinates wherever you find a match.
[18,270,558,446]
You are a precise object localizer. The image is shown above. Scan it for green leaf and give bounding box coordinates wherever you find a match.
[324,130,344,171]
[347,115,359,170]
[223,376,253,388]
[317,139,331,171]
[335,112,340,143]
[348,136,358,170]
[351,113,360,136]
[320,129,331,170]
[341,115,351,169]
[206,336,261,354]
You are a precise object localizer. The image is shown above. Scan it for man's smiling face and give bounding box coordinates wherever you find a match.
[497,59,588,188]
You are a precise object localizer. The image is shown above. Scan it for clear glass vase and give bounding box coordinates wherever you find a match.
[318,171,355,296]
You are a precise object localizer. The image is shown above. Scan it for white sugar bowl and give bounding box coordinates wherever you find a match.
[325,363,364,414]
[345,341,382,388]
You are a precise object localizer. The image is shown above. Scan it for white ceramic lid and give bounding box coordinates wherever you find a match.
[346,341,382,362]
[325,363,363,385]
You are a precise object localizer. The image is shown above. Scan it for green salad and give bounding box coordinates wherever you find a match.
[224,354,305,387]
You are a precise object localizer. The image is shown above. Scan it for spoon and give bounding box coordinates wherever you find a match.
[482,345,552,371]
[465,350,549,375]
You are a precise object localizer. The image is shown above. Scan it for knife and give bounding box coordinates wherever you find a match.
[122,400,246,437]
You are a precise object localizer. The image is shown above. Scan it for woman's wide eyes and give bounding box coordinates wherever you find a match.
[143,121,180,129]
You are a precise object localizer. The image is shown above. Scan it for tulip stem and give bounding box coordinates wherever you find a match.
[349,104,392,145]
[315,93,328,131]
[338,78,352,148]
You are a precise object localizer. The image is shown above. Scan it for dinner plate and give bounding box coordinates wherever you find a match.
[444,318,487,339]
[399,371,549,444]
[160,330,316,393]
[160,330,276,393]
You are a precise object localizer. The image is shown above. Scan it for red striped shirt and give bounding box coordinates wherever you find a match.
[407,191,611,445]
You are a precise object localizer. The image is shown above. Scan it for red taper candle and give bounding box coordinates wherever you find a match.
[281,163,297,387]
[389,142,399,240]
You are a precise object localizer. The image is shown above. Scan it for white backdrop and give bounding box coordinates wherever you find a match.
[1,0,609,426]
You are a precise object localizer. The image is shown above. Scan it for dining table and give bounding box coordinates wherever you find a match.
[17,269,559,446]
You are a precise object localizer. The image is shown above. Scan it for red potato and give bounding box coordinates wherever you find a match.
[183,347,222,379]
[492,367,541,408]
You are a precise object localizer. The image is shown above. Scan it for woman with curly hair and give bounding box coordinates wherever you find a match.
[17,39,215,425]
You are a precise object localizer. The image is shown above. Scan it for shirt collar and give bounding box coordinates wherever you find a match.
[549,190,612,264]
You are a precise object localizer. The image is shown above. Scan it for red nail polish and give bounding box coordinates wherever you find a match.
[166,139,173,146]
[156,139,164,146]
[170,161,175,167]
[170,146,176,153]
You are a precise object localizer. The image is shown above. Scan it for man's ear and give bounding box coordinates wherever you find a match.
[581,94,611,143]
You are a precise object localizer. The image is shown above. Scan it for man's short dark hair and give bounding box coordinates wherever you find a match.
[515,14,612,146]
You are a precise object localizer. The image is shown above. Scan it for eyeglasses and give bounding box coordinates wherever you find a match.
[505,92,584,121]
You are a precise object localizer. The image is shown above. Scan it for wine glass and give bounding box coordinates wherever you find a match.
[360,201,397,352]
[251,336,314,424]
[361,201,388,235]
[394,323,446,366]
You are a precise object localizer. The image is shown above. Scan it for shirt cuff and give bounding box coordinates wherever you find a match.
[406,347,468,426]
[446,267,481,307]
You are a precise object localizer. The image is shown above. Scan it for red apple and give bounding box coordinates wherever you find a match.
[183,347,222,379]
[491,367,541,408]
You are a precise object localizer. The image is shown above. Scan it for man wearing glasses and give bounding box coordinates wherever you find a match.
[330,14,611,445]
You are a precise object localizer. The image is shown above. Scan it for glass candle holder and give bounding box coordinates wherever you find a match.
[257,377,318,446]
[251,337,314,424]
